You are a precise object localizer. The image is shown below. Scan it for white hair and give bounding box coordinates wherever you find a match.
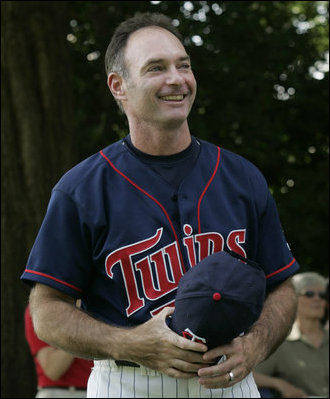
[292,272,327,294]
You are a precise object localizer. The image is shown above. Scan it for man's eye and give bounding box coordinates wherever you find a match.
[148,66,162,72]
[180,64,191,69]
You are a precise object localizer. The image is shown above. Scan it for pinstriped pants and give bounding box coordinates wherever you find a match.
[87,360,260,398]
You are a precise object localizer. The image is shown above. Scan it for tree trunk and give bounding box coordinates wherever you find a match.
[1,2,76,397]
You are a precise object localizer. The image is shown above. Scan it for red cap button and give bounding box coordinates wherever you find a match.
[213,292,221,301]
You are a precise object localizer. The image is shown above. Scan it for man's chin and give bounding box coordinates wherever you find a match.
[157,109,191,129]
[158,116,189,131]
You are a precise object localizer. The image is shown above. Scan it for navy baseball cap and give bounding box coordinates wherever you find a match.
[167,250,266,349]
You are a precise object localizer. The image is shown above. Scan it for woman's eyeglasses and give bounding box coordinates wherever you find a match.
[300,290,327,300]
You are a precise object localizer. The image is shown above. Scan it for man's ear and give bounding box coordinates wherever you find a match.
[107,72,127,102]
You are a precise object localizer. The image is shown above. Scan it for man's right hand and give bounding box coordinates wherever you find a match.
[116,307,210,379]
[30,285,209,378]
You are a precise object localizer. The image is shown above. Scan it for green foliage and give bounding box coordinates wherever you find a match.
[66,1,329,275]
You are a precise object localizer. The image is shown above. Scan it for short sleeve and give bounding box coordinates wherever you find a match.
[256,191,299,287]
[21,189,93,298]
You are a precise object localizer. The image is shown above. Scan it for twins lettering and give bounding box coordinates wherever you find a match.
[105,224,246,317]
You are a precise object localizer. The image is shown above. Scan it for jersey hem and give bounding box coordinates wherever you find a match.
[21,269,83,297]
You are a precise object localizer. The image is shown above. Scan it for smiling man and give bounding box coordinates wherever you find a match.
[108,24,196,155]
[22,12,299,398]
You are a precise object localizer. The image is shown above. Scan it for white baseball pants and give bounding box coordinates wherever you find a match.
[87,360,260,398]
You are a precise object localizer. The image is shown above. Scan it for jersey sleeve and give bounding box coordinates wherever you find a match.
[20,189,93,298]
[256,190,299,287]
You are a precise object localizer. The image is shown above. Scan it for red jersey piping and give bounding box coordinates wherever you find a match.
[197,146,221,234]
[100,150,185,267]
[24,269,83,293]
[265,258,296,279]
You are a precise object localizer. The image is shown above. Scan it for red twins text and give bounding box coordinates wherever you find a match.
[105,224,246,317]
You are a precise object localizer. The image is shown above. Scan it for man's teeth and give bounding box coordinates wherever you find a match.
[161,95,184,101]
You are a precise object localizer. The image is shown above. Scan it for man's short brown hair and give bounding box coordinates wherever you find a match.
[105,12,183,79]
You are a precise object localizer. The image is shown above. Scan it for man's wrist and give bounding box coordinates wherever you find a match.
[247,324,272,366]
[104,325,132,361]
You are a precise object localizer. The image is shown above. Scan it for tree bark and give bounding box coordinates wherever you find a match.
[1,2,76,396]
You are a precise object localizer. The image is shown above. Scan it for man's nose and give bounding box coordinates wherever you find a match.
[165,66,185,85]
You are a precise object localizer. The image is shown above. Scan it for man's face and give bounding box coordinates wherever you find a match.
[120,26,197,129]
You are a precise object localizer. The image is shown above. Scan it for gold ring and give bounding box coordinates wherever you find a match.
[228,371,234,382]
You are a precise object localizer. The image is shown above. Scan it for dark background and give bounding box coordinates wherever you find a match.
[1,1,328,397]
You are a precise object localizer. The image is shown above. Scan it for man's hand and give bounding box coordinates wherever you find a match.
[117,307,210,379]
[30,285,208,375]
[30,285,208,376]
[197,278,297,389]
[197,333,257,389]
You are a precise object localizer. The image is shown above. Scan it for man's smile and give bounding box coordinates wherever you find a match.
[159,94,185,101]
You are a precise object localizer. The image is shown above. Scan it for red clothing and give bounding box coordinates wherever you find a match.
[25,305,93,388]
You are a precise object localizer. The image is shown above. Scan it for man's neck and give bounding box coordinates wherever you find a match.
[127,119,192,156]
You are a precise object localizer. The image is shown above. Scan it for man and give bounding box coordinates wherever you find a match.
[21,12,299,398]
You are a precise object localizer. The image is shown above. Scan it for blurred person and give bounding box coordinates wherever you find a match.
[25,304,93,398]
[321,278,328,329]
[253,272,329,398]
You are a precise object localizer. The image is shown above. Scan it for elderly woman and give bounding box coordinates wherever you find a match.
[253,272,329,398]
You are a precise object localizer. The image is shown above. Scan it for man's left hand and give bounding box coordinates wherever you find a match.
[197,334,257,389]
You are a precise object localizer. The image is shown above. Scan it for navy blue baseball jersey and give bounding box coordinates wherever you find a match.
[21,137,299,327]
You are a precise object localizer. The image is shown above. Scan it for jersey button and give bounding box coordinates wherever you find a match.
[171,194,178,201]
